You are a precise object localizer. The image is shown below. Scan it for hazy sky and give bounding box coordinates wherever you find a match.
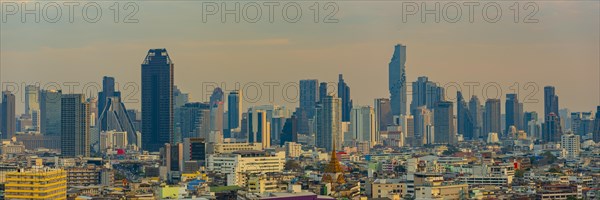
[1,1,599,116]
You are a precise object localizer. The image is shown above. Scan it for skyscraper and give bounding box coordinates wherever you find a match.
[593,106,600,143]
[505,94,523,134]
[542,113,562,142]
[247,108,270,148]
[413,106,432,146]
[61,94,90,157]
[227,90,242,135]
[180,102,211,141]
[457,91,474,140]
[98,76,121,127]
[389,44,407,116]
[280,114,298,146]
[316,95,342,151]
[524,111,539,139]
[98,97,138,146]
[299,79,319,134]
[209,88,225,136]
[374,98,392,144]
[141,49,174,152]
[1,91,16,139]
[544,86,559,118]
[433,101,455,144]
[410,76,445,114]
[40,90,62,135]
[25,85,40,116]
[484,99,502,137]
[319,82,328,103]
[469,95,483,140]
[350,106,375,147]
[338,74,352,122]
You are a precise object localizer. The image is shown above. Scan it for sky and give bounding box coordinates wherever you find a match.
[1,1,599,117]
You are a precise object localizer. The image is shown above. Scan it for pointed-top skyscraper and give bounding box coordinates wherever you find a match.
[141,49,174,152]
[389,44,407,117]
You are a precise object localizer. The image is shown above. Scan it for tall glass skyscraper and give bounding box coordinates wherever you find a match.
[299,79,319,134]
[505,93,523,134]
[141,49,174,152]
[433,101,455,144]
[457,91,474,140]
[389,44,407,116]
[1,91,16,139]
[227,90,242,135]
[61,94,90,157]
[338,74,352,122]
[315,95,342,151]
[484,99,502,137]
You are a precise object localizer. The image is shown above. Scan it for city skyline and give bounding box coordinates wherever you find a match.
[1,1,598,117]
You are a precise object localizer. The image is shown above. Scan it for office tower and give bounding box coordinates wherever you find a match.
[542,113,562,142]
[374,98,392,145]
[1,91,16,139]
[319,82,328,102]
[97,97,138,146]
[389,44,407,116]
[210,102,224,133]
[61,94,90,157]
[505,93,523,134]
[559,108,570,131]
[98,76,121,127]
[24,85,40,116]
[399,115,414,146]
[88,97,98,127]
[270,116,284,145]
[280,115,298,146]
[338,74,352,122]
[173,85,189,141]
[469,96,483,139]
[227,90,242,135]
[544,86,559,118]
[350,106,375,147]
[425,124,435,144]
[524,111,539,139]
[457,91,474,140]
[40,90,62,135]
[560,133,580,159]
[433,101,455,144]
[299,79,319,134]
[248,109,270,148]
[126,109,142,132]
[179,102,211,141]
[410,76,445,114]
[571,112,582,135]
[4,168,67,199]
[316,95,342,151]
[484,99,502,137]
[141,49,174,152]
[413,106,432,146]
[593,106,600,142]
[299,79,319,118]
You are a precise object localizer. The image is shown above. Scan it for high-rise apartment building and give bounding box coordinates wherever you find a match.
[1,91,16,139]
[484,99,502,138]
[316,95,342,151]
[434,101,455,144]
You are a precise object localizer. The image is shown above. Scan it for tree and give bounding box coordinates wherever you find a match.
[515,169,525,178]
[285,160,302,171]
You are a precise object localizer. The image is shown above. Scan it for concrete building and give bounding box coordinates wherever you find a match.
[560,133,580,159]
[207,151,285,186]
[4,168,67,199]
